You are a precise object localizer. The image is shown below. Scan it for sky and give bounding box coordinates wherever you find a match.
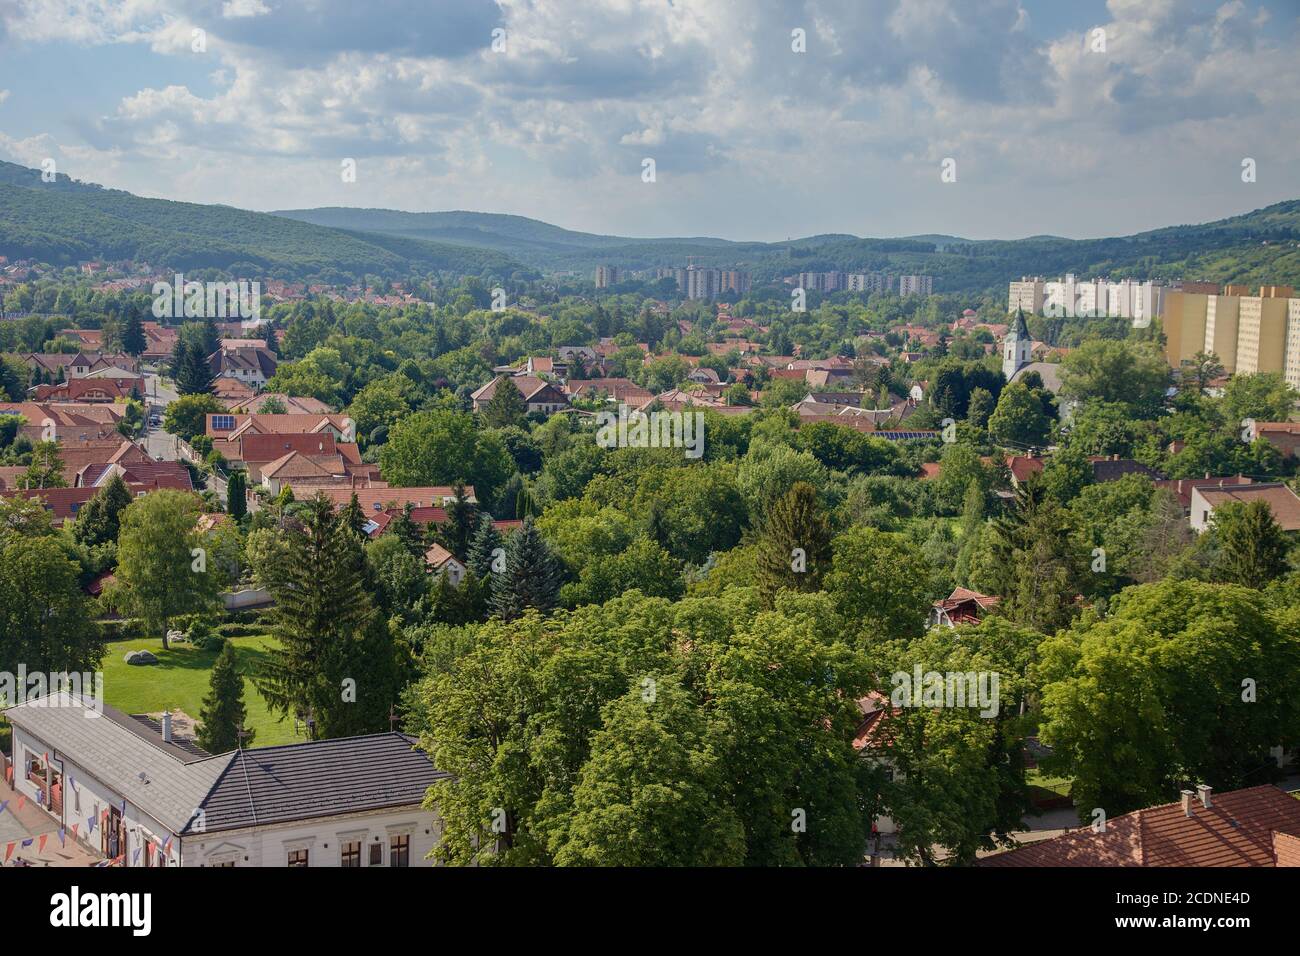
[0,0,1297,242]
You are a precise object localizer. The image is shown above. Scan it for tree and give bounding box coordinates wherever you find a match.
[966,386,995,429]
[225,469,247,521]
[1060,339,1169,415]
[23,440,66,489]
[177,343,215,395]
[824,525,932,643]
[196,642,254,753]
[1210,500,1290,587]
[467,513,503,578]
[490,518,563,620]
[1039,580,1300,816]
[0,535,102,677]
[561,535,684,607]
[121,312,147,357]
[379,409,514,508]
[254,494,399,738]
[482,376,527,428]
[164,393,226,443]
[72,473,133,547]
[988,380,1052,448]
[755,481,831,604]
[1221,372,1296,426]
[108,490,223,649]
[438,483,479,559]
[552,682,746,866]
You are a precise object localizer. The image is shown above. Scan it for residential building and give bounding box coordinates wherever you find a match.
[897,274,934,296]
[1189,481,1300,532]
[207,345,278,389]
[1235,294,1289,375]
[1008,277,1045,314]
[470,375,569,415]
[929,587,1000,628]
[4,692,447,867]
[1249,421,1300,460]
[424,543,466,587]
[978,785,1300,867]
[594,265,620,289]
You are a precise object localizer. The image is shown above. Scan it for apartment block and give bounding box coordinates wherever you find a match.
[1236,295,1289,375]
[898,274,934,296]
[1008,277,1044,314]
[847,272,894,294]
[1162,291,1209,367]
[1204,294,1241,373]
[594,265,621,289]
[1286,298,1300,391]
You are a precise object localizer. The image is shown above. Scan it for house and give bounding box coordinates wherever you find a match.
[1189,482,1300,533]
[1249,421,1300,460]
[930,587,1000,628]
[0,402,125,444]
[206,412,355,443]
[424,543,466,587]
[564,378,653,406]
[1005,453,1045,487]
[470,375,569,415]
[4,692,447,867]
[30,376,144,403]
[1151,475,1252,513]
[20,352,140,380]
[1088,455,1164,483]
[978,785,1300,867]
[228,394,334,415]
[207,345,278,388]
[212,377,256,403]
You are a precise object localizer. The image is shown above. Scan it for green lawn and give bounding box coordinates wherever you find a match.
[1027,769,1073,801]
[100,635,304,748]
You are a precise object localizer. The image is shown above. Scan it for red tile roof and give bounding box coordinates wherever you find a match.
[980,785,1300,867]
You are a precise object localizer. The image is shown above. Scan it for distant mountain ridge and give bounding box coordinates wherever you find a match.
[1,159,1298,293]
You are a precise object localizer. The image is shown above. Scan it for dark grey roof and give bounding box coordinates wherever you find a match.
[1011,308,1031,339]
[189,733,448,834]
[128,715,212,760]
[1091,458,1164,483]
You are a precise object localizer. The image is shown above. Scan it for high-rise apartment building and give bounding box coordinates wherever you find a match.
[1162,285,1300,380]
[847,272,894,294]
[1236,295,1289,375]
[898,275,934,296]
[1008,277,1045,314]
[1285,298,1300,392]
[594,265,621,289]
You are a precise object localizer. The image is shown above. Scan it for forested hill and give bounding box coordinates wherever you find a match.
[2,158,1298,292]
[277,200,1300,293]
[0,161,525,283]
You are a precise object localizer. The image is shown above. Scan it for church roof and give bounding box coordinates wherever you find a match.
[1011,308,1031,339]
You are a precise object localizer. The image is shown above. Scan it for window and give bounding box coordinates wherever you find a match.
[390,834,410,868]
[341,841,361,868]
[287,848,309,867]
[369,842,383,867]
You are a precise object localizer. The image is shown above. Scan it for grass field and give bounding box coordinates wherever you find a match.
[100,635,304,748]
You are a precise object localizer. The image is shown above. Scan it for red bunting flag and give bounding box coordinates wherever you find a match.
[71,823,79,837]
[16,795,25,811]
[37,834,47,853]
[3,843,13,863]
[4,765,11,783]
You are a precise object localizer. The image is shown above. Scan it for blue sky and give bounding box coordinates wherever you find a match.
[0,0,1296,242]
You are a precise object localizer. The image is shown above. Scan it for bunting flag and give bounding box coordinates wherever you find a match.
[16,795,25,811]
[86,814,96,833]
[132,848,141,864]
[162,834,173,853]
[4,765,11,783]
[70,823,79,838]
[0,800,8,816]
[3,842,14,862]
[20,838,33,848]
[102,808,109,820]
[37,834,47,853]
[57,828,65,847]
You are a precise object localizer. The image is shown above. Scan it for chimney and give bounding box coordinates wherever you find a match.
[161,710,173,743]
[1181,789,1195,817]
[1197,784,1212,809]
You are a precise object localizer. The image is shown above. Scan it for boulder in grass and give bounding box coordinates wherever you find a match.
[124,650,159,666]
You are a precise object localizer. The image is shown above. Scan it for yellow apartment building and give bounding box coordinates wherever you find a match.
[1235,295,1289,375]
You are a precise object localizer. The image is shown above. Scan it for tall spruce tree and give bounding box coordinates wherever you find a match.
[439,482,479,559]
[121,312,147,356]
[177,344,215,395]
[468,513,503,578]
[254,494,399,738]
[1211,500,1289,587]
[482,376,527,428]
[490,518,563,620]
[340,491,366,536]
[755,481,832,605]
[389,502,425,557]
[197,642,253,753]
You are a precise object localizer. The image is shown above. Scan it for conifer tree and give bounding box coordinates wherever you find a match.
[225,469,248,522]
[177,344,215,394]
[1211,500,1289,587]
[72,473,135,547]
[490,518,563,620]
[755,481,831,606]
[439,482,479,559]
[482,376,527,428]
[389,502,425,557]
[468,513,503,578]
[122,312,147,356]
[254,494,399,738]
[339,491,366,536]
[197,642,253,753]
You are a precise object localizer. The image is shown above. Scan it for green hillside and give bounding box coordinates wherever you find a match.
[0,161,526,282]
[273,200,1300,292]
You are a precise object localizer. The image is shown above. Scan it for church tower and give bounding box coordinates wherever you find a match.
[1003,308,1032,381]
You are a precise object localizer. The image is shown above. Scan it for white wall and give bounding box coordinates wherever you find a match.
[181,804,442,867]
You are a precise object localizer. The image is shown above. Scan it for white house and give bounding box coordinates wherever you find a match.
[4,693,447,867]
[424,543,467,587]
